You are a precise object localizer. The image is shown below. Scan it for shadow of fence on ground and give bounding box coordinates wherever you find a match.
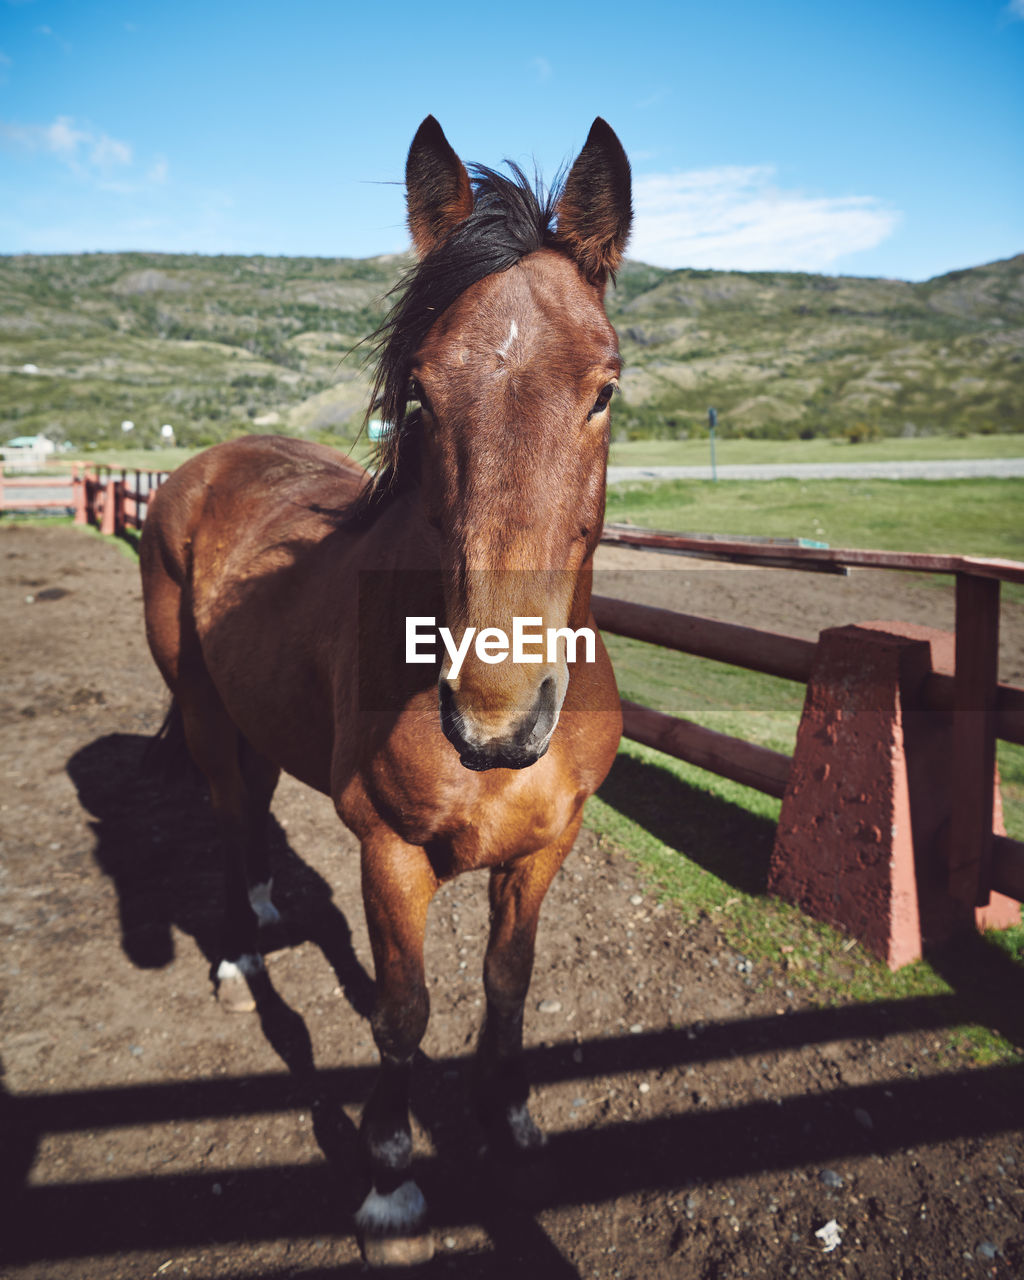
[4,1000,1024,1273]
[14,731,1017,1275]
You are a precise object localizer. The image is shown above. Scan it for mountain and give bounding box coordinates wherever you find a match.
[1,250,1021,448]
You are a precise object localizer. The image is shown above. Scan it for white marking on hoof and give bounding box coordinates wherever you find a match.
[507,1101,546,1151]
[355,1180,427,1237]
[217,954,264,980]
[216,954,263,1013]
[248,880,281,927]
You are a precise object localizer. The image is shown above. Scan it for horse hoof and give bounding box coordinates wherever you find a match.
[215,957,261,1013]
[356,1181,431,1267]
[480,1100,547,1160]
[361,1232,435,1268]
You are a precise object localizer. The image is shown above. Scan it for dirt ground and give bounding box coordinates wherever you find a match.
[2,522,1023,1280]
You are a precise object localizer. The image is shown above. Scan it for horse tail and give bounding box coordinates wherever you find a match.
[143,699,199,783]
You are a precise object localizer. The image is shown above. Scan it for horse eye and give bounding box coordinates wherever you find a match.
[589,383,616,418]
[411,379,432,415]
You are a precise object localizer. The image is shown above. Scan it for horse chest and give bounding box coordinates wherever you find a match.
[352,745,579,869]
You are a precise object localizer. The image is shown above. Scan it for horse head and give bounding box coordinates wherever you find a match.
[378,117,631,770]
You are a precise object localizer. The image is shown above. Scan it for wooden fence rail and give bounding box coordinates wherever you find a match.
[593,526,1024,965]
[0,463,169,533]
[0,463,75,512]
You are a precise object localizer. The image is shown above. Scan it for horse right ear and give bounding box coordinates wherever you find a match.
[553,118,632,289]
[406,117,474,258]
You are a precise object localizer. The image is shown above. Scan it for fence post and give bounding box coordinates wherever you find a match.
[99,473,118,536]
[72,464,88,525]
[948,573,1000,911]
[768,620,1018,969]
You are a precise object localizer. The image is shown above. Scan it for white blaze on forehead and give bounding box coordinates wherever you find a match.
[497,319,519,360]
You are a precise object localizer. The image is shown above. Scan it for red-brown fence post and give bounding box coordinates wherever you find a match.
[948,573,1000,911]
[768,620,1018,969]
[99,473,118,536]
[72,464,88,525]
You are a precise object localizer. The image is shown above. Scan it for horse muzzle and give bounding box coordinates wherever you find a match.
[438,675,559,771]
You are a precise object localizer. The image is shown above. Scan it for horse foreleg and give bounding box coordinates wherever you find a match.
[476,813,582,1156]
[175,692,281,1010]
[355,833,438,1264]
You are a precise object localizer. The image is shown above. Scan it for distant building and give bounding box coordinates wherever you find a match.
[2,435,57,470]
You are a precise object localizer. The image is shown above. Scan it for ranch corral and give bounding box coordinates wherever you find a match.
[2,522,1024,1279]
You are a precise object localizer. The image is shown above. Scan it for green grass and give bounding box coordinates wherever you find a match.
[588,474,1024,1064]
[61,436,373,473]
[63,446,200,472]
[609,431,1024,469]
[585,738,1024,1064]
[605,475,1024,562]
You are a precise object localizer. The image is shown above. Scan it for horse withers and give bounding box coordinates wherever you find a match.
[140,115,631,1263]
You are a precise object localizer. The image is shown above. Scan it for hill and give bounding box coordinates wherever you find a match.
[0,250,1021,449]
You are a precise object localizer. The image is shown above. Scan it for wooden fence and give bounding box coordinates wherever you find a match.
[0,463,75,513]
[593,524,1024,952]
[0,463,169,534]
[6,466,1021,959]
[73,465,169,535]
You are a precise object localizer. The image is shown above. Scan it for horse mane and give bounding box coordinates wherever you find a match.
[340,162,564,529]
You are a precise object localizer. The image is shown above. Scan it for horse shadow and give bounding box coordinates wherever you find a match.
[64,731,575,1252]
[66,731,376,1023]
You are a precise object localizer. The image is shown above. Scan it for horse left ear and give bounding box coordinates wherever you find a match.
[406,116,475,258]
[553,118,632,289]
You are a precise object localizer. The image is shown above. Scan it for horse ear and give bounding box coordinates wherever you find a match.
[405,116,474,258]
[553,118,632,288]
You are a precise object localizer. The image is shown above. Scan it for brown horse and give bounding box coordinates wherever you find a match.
[140,115,631,1262]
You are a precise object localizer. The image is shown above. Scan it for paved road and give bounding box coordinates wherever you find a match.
[5,459,1021,513]
[607,457,1024,484]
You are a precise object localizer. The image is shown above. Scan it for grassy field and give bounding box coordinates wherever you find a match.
[588,474,1024,1061]
[609,431,1024,469]
[604,474,1024,561]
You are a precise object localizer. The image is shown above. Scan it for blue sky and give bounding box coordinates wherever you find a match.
[1,0,1021,280]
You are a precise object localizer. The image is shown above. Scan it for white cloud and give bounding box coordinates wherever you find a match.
[90,133,133,169]
[1,114,145,183]
[1005,0,1024,20]
[44,114,91,156]
[629,165,900,272]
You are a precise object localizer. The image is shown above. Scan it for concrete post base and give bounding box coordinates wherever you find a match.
[768,622,1019,970]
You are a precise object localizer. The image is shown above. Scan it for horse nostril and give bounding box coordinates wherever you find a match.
[438,673,562,770]
[531,676,558,741]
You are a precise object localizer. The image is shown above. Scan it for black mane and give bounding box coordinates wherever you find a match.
[343,162,563,527]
